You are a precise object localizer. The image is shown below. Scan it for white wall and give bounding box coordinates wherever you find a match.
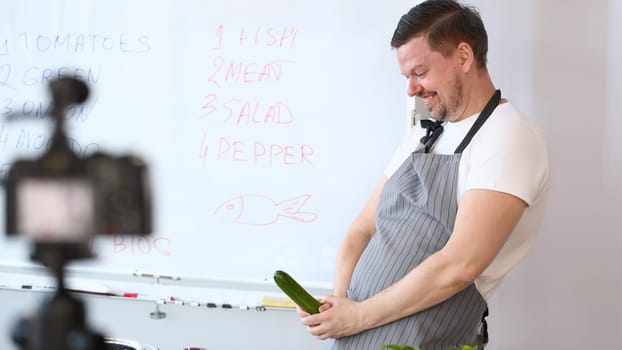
[606,0,622,204]
[475,0,622,349]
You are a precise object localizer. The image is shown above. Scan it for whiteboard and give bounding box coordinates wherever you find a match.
[0,0,410,290]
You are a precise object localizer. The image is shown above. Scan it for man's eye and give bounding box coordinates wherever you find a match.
[414,71,426,77]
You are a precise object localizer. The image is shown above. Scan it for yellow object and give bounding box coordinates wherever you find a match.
[261,296,297,309]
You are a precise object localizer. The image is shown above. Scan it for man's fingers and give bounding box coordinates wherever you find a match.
[319,302,333,312]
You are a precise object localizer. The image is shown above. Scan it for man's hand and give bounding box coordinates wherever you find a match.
[299,296,366,340]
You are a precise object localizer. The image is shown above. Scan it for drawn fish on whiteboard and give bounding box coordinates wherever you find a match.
[214,194,318,226]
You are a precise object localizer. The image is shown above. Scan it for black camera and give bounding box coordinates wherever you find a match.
[4,76,152,350]
[5,151,152,242]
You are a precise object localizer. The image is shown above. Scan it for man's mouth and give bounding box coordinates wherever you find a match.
[420,92,436,108]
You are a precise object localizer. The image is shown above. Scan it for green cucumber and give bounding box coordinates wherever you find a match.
[273,270,321,314]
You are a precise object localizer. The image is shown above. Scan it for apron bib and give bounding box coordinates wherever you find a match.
[334,90,501,350]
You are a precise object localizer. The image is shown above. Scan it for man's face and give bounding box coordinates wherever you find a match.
[397,36,464,122]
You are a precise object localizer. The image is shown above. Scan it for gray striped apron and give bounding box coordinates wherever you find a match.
[334,91,501,350]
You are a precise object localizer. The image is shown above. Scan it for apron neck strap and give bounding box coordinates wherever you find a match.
[454,89,501,154]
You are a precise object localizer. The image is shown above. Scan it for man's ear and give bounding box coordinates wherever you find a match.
[456,42,475,73]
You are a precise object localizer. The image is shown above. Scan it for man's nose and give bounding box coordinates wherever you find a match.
[407,77,423,97]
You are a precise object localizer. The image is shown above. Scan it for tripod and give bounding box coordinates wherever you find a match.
[11,243,106,350]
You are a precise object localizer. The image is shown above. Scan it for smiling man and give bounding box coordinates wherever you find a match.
[297,1,550,349]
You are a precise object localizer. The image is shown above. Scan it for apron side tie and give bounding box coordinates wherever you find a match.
[477,307,490,345]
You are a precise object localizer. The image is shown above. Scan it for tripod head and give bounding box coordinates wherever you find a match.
[11,245,107,350]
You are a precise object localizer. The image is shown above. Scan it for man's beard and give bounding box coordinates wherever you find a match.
[434,77,463,121]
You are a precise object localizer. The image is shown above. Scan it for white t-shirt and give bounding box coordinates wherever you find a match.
[384,102,549,302]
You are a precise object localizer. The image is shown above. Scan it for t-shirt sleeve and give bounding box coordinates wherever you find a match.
[462,112,549,206]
